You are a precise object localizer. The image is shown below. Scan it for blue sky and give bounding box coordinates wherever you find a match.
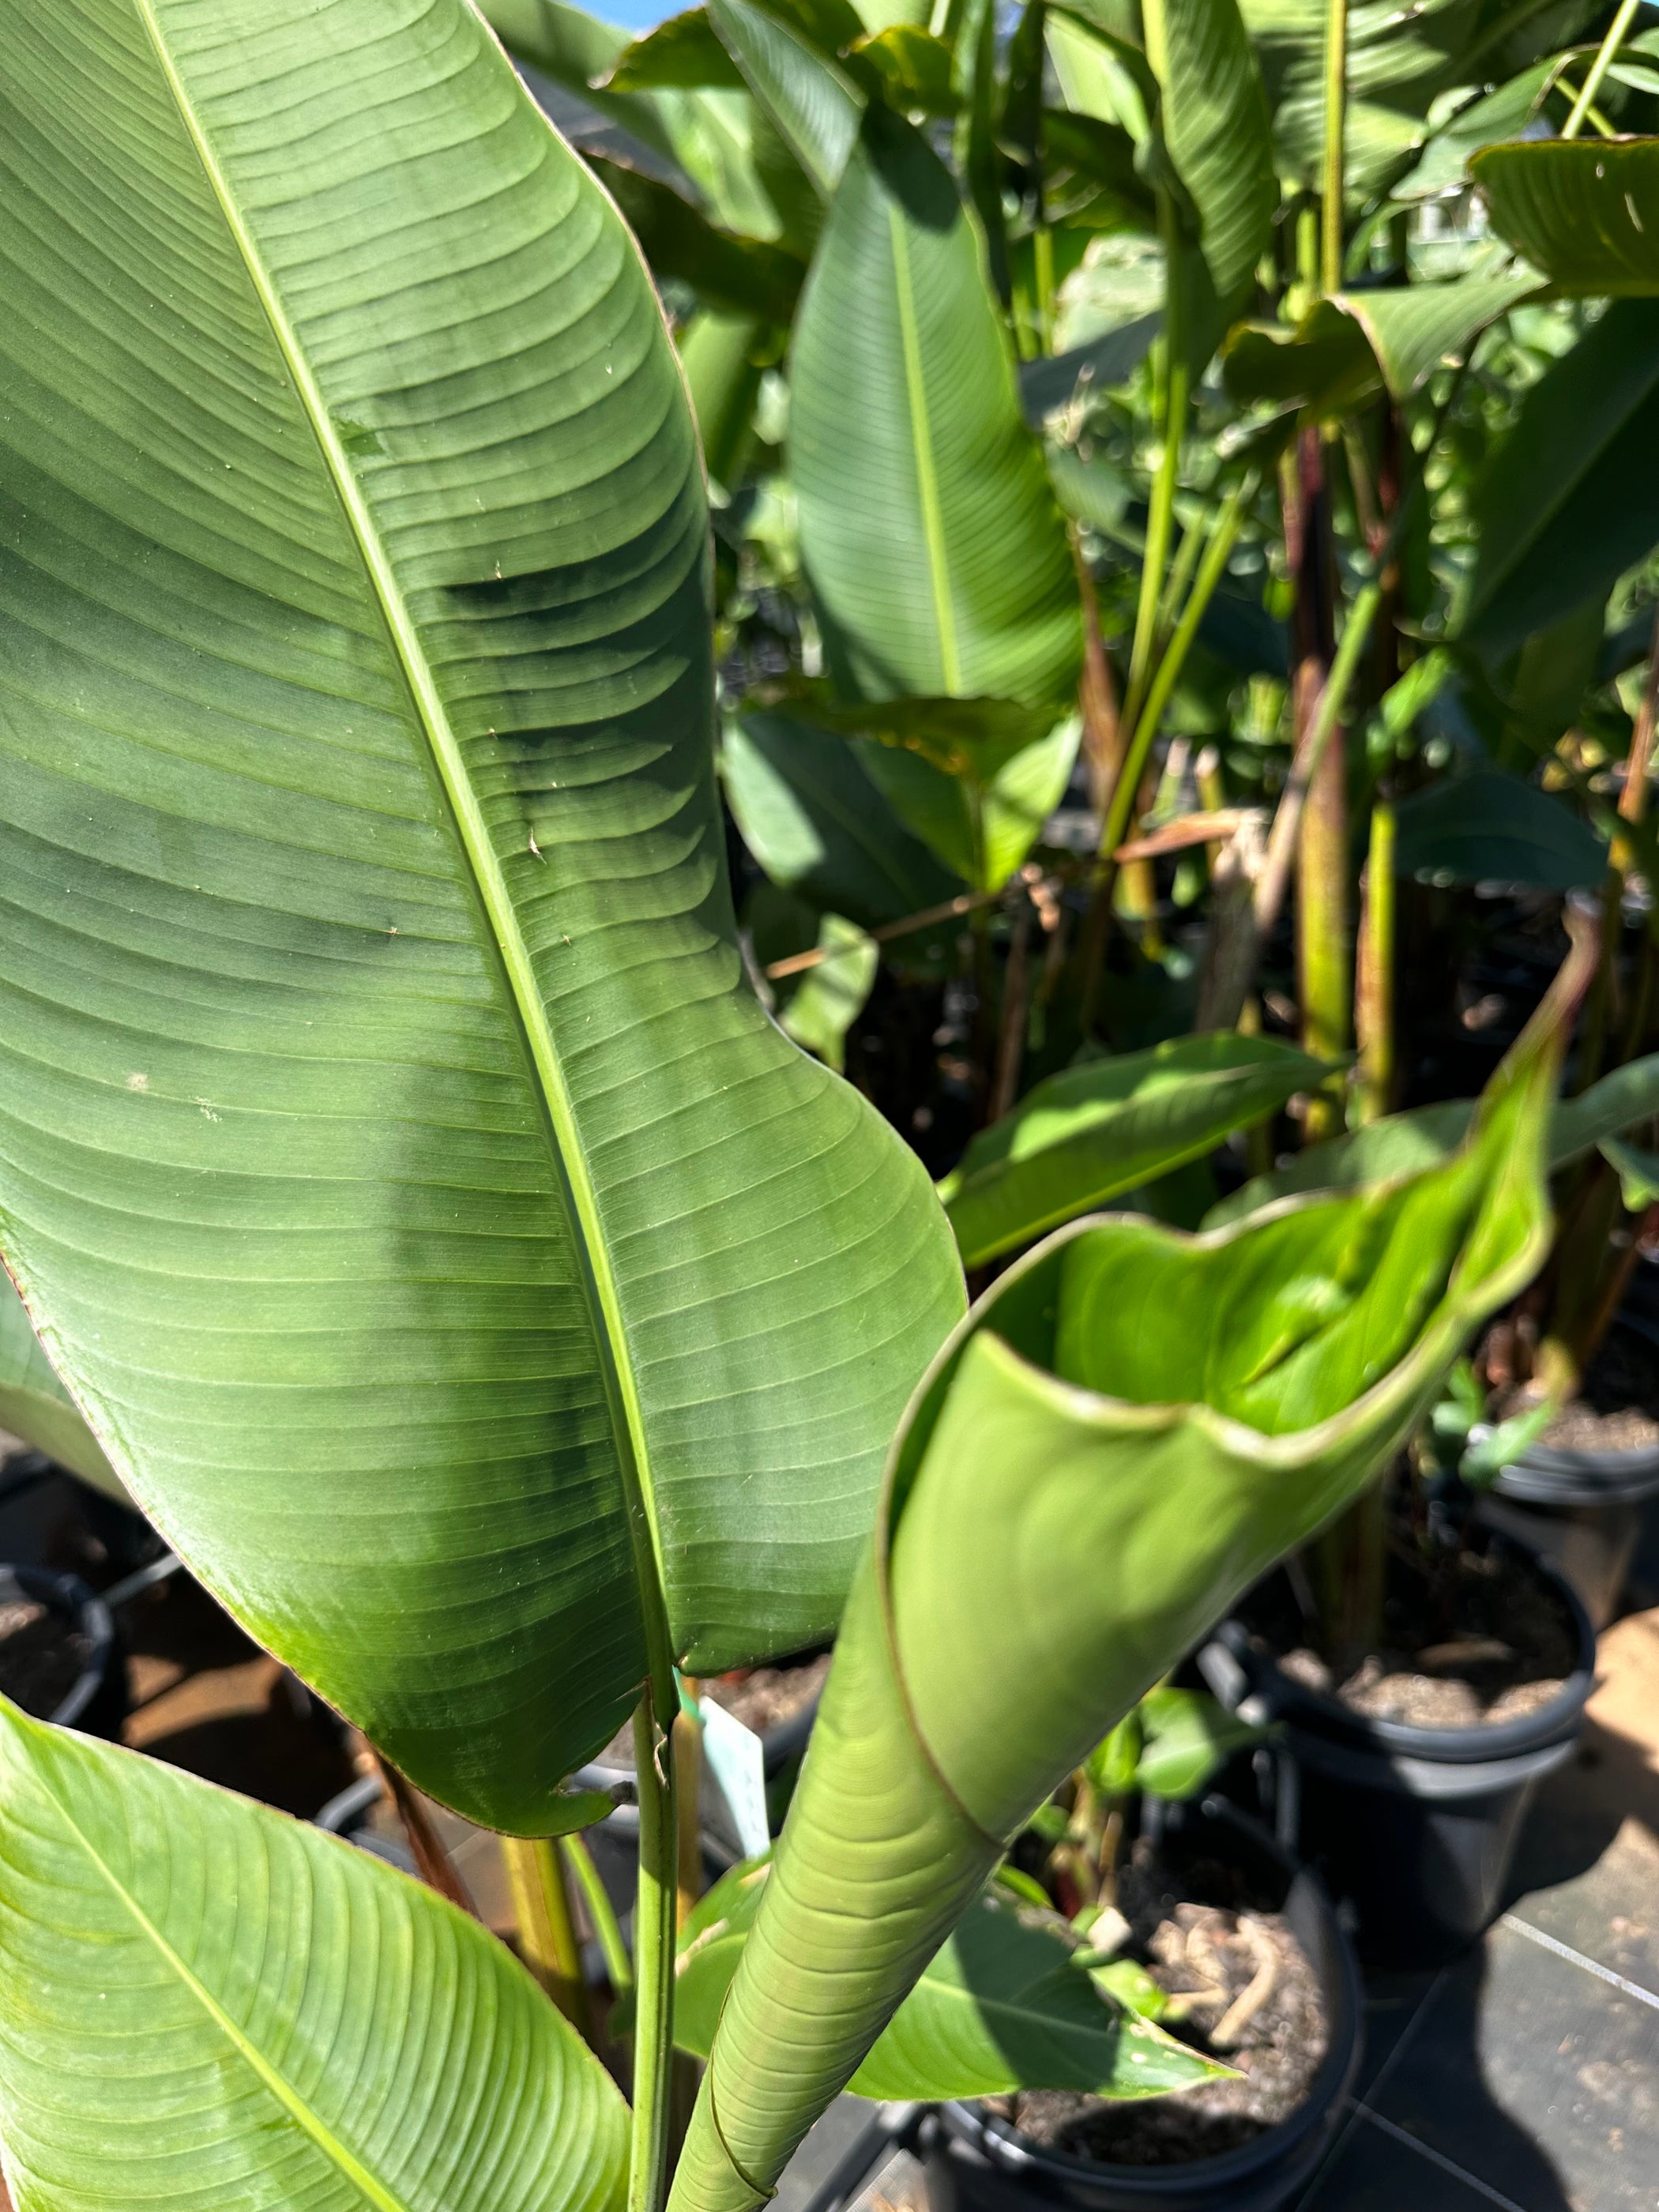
[603,0,672,24]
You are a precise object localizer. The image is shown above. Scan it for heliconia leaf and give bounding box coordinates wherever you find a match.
[1462,299,1659,660]
[0,0,965,1833]
[722,709,965,927]
[776,916,878,1072]
[602,6,749,89]
[0,1277,127,1503]
[939,1033,1328,1267]
[857,716,1083,893]
[0,1704,630,2212]
[484,0,810,247]
[1392,766,1607,893]
[1130,1686,1262,1800]
[663,1868,1226,2099]
[1202,1045,1659,1229]
[1474,137,1659,296]
[664,929,1591,2212]
[709,0,865,198]
[1335,271,1541,397]
[789,103,1083,713]
[1390,58,1560,201]
[589,156,807,321]
[1143,0,1277,305]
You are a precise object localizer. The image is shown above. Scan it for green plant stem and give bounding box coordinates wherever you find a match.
[1321,0,1347,294]
[1123,198,1189,733]
[502,1836,590,2033]
[1075,477,1253,1027]
[1553,74,1619,135]
[1033,224,1056,353]
[630,1690,679,2212]
[562,1833,633,1996]
[1153,510,1204,653]
[1253,577,1381,939]
[1354,797,1395,1125]
[1563,0,1639,137]
[1104,479,1255,862]
[1284,429,1348,1142]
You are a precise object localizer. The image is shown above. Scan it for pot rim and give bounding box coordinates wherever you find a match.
[1206,1537,1596,1766]
[934,1800,1361,2199]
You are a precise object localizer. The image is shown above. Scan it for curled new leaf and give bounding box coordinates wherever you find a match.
[666,932,1589,2212]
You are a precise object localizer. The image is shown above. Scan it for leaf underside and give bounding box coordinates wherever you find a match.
[0,0,963,1830]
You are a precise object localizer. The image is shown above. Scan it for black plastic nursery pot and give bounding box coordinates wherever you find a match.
[922,1804,1361,2212]
[0,1563,125,1740]
[1478,1436,1659,1631]
[1200,1552,1596,1967]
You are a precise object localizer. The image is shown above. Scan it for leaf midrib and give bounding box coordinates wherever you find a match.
[130,0,672,1673]
[35,1749,410,2212]
[886,198,962,696]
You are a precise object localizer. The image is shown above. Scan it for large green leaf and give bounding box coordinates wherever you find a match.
[668,1872,1225,2096]
[856,713,1084,893]
[484,0,808,245]
[0,0,964,1831]
[1461,299,1659,660]
[1475,137,1659,296]
[709,0,865,198]
[665,935,1589,2212]
[1202,1044,1659,1228]
[1393,766,1607,891]
[722,709,965,927]
[789,103,1083,711]
[1390,56,1559,200]
[939,1033,1327,1266]
[0,1702,629,2212]
[1222,274,1539,415]
[1143,0,1277,304]
[588,156,807,319]
[0,1278,126,1502]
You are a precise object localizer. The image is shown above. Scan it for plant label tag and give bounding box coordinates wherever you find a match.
[700,1698,769,1859]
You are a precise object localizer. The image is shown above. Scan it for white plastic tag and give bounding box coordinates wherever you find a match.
[699,1698,770,1859]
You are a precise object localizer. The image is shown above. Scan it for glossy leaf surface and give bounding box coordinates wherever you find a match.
[1204,1046,1659,1228]
[723,710,965,927]
[1145,0,1277,303]
[1475,138,1659,295]
[1462,299,1659,660]
[0,1703,629,2212]
[0,0,963,1830]
[1393,767,1607,892]
[667,936,1587,2212]
[939,1033,1326,1266]
[709,0,864,198]
[790,105,1082,711]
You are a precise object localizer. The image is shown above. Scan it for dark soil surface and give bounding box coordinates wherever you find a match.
[702,1649,831,1734]
[1247,1537,1579,1729]
[1534,1323,1659,1453]
[0,1595,89,1718]
[986,1843,1327,2167]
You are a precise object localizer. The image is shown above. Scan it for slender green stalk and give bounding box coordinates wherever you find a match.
[630,1691,679,2212]
[562,1833,633,1996]
[1123,199,1189,736]
[1353,798,1396,1125]
[1321,0,1347,294]
[1153,510,1204,653]
[1253,578,1381,937]
[1554,74,1620,136]
[1564,0,1639,137]
[1100,477,1255,861]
